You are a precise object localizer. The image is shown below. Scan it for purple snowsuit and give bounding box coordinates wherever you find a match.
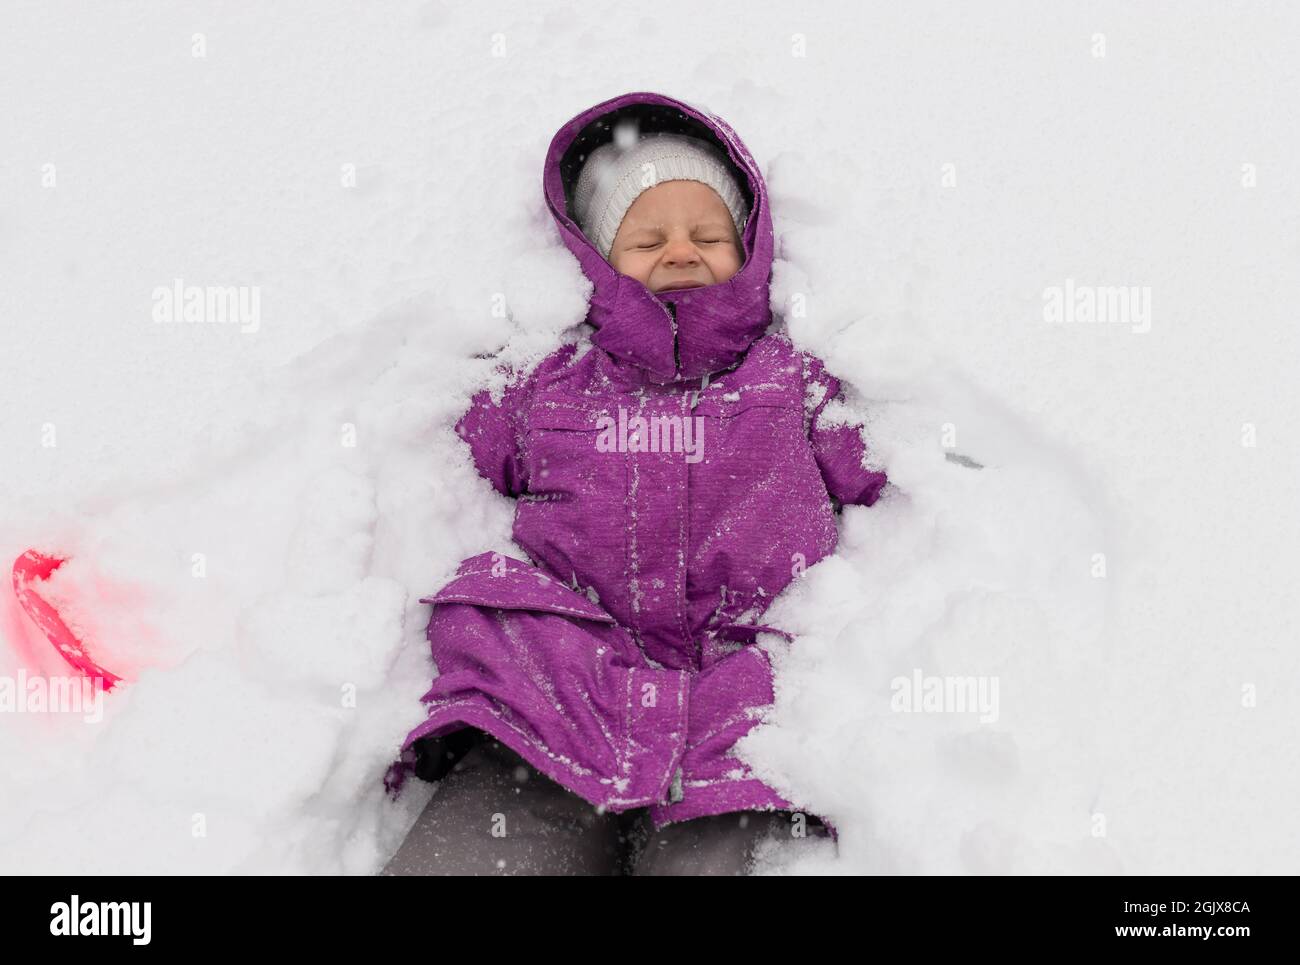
[384,91,888,838]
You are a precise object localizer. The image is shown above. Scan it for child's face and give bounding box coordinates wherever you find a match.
[608,180,743,293]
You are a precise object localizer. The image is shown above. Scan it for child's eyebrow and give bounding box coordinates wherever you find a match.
[626,222,732,235]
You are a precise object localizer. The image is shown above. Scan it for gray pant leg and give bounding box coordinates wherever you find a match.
[632,810,831,876]
[381,738,624,876]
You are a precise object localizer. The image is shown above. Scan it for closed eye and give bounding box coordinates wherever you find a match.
[631,238,729,249]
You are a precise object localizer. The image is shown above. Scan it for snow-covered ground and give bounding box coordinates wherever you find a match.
[2,1,1297,874]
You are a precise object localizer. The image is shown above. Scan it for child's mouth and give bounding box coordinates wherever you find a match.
[657,281,706,292]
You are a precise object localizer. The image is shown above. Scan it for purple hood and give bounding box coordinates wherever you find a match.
[543,91,774,383]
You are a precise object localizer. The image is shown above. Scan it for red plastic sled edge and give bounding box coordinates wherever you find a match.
[12,550,121,692]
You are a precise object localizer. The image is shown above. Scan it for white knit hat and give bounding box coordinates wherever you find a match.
[572,132,749,259]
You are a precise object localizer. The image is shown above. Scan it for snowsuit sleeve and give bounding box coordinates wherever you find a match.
[454,365,535,498]
[802,354,889,506]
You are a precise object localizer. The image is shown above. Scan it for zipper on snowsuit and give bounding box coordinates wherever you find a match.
[666,301,680,374]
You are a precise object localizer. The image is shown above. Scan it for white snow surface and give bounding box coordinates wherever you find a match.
[1,1,1297,874]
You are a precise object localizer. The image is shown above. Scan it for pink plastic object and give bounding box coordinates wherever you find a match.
[12,550,120,692]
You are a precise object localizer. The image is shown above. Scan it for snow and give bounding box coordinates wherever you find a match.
[2,1,1298,874]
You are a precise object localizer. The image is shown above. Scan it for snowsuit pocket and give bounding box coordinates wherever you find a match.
[521,404,617,498]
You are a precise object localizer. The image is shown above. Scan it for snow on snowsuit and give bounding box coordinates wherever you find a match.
[383,91,888,838]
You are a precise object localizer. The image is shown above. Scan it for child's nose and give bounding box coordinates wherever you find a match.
[662,238,701,267]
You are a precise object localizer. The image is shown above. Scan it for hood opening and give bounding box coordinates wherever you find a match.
[557,102,755,231]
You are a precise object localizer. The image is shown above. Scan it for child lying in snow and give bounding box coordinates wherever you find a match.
[382,91,889,875]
